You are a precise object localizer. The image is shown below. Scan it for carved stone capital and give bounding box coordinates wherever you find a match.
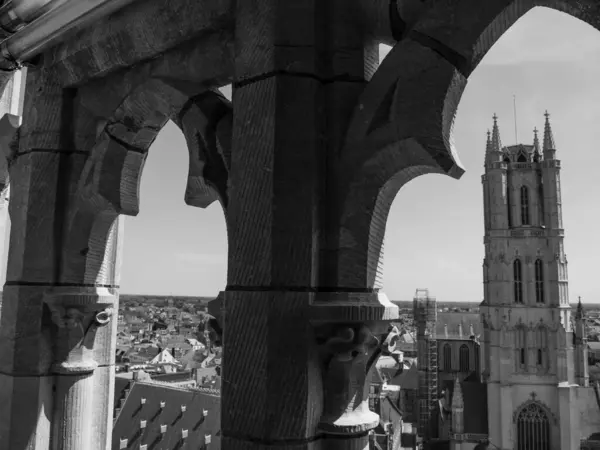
[310,292,399,436]
[44,289,116,375]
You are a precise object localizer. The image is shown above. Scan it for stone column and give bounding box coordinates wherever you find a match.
[224,2,392,449]
[0,67,123,450]
[44,290,115,450]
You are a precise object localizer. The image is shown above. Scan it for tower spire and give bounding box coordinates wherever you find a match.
[491,113,502,153]
[484,129,492,165]
[533,127,542,162]
[576,296,584,320]
[543,111,556,159]
[451,376,464,409]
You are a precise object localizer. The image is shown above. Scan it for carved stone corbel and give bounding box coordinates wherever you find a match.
[45,293,114,374]
[310,292,399,441]
[314,322,399,435]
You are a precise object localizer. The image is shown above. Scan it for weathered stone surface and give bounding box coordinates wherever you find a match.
[222,291,320,440]
[47,0,234,87]
[228,76,321,287]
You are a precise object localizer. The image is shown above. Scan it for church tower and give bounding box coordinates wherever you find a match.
[480,112,582,450]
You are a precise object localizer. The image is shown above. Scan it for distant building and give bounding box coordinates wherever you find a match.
[478,113,598,449]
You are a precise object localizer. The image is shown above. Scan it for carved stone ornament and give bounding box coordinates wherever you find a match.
[44,292,115,375]
[313,322,400,435]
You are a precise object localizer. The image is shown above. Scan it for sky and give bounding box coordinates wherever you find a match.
[8,7,600,303]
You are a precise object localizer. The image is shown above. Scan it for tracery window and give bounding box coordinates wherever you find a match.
[535,259,544,303]
[516,326,527,371]
[516,403,550,450]
[520,185,530,225]
[459,344,470,372]
[443,343,452,372]
[514,259,523,304]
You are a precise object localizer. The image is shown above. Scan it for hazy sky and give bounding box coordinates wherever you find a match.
[91,8,600,301]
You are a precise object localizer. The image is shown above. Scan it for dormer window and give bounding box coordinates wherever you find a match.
[517,153,527,162]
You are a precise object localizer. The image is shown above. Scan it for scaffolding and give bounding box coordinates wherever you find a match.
[413,288,438,445]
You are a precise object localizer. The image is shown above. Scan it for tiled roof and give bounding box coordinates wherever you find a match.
[114,377,132,410]
[112,381,220,450]
[435,312,481,340]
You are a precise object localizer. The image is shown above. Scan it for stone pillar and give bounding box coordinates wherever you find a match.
[223,2,398,449]
[44,290,116,450]
[0,67,123,450]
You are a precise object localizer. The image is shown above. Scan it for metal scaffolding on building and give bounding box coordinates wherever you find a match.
[413,288,438,445]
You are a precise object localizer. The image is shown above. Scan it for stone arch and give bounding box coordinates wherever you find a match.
[513,401,551,450]
[62,77,231,285]
[335,0,600,289]
[512,399,557,425]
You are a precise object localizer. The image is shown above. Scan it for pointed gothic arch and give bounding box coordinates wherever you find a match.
[515,402,550,450]
[520,186,530,225]
[513,259,523,304]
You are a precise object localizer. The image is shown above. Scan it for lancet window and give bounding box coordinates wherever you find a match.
[443,344,452,372]
[535,259,544,303]
[536,326,548,370]
[520,185,530,225]
[514,259,523,304]
[516,326,527,371]
[459,344,470,372]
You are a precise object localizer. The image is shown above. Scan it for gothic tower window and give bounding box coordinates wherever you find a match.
[516,403,550,450]
[516,326,527,371]
[443,343,452,372]
[520,185,530,225]
[536,326,548,369]
[514,259,523,304]
[535,259,545,303]
[459,344,470,372]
